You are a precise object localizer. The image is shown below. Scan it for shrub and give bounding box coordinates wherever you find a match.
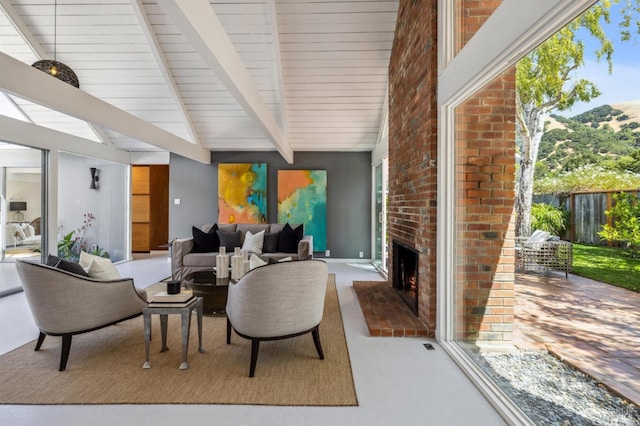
[598,192,640,257]
[531,203,567,236]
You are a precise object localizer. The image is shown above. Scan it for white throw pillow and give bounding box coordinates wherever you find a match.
[242,230,265,254]
[249,253,267,270]
[21,223,35,238]
[11,223,27,241]
[79,251,105,269]
[86,258,121,280]
[278,256,293,262]
[527,230,550,243]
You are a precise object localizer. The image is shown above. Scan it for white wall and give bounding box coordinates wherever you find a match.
[58,153,128,262]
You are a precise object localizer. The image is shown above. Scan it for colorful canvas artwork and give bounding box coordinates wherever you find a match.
[278,170,327,251]
[218,163,267,224]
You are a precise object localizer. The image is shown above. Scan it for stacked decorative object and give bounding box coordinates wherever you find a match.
[231,248,249,280]
[216,246,229,278]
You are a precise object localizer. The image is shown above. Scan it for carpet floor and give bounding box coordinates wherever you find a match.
[0,275,357,406]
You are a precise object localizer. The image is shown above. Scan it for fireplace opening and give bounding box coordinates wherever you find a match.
[392,241,419,316]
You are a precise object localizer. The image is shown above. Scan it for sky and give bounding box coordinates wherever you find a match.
[562,3,640,117]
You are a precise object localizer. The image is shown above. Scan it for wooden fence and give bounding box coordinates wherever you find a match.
[534,189,640,245]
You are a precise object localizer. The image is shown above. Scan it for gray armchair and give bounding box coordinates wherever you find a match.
[225,259,329,377]
[15,259,149,371]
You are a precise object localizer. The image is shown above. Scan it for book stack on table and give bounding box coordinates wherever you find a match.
[149,290,195,308]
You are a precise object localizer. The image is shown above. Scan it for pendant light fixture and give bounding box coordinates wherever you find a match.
[32,0,80,88]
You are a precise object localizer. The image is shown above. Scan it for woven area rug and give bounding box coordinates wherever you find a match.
[0,274,357,406]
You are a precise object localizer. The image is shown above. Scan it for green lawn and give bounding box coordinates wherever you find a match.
[572,243,640,293]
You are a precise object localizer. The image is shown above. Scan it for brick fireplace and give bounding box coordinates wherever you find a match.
[392,241,419,316]
[388,0,438,335]
[387,0,516,341]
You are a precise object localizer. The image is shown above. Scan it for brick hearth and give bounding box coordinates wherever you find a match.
[353,281,428,337]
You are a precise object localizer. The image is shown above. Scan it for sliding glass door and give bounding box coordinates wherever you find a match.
[373,157,388,273]
[0,144,45,263]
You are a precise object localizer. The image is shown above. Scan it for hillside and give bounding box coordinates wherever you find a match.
[538,101,640,172]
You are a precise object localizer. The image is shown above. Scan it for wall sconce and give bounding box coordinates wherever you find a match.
[90,167,99,190]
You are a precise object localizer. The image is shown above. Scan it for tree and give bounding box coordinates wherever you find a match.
[514,1,640,237]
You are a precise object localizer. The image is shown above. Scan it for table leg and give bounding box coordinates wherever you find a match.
[160,314,169,352]
[142,311,151,369]
[179,308,191,370]
[197,299,204,353]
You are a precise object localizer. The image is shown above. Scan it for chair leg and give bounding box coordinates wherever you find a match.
[35,332,46,351]
[226,317,232,344]
[249,339,260,377]
[312,326,325,360]
[59,334,72,371]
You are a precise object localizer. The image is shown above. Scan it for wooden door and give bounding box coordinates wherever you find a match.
[131,165,169,252]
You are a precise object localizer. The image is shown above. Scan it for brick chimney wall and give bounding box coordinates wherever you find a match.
[388,0,438,335]
[388,0,515,341]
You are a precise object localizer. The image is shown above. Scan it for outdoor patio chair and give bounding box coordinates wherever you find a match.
[515,230,573,278]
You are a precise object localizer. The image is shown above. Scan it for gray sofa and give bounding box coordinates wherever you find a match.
[171,223,313,280]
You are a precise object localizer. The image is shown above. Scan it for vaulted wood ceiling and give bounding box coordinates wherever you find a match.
[0,0,398,163]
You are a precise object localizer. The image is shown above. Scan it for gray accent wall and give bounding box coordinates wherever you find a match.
[169,151,371,259]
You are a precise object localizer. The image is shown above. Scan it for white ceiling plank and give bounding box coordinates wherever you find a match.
[278,22,396,33]
[132,0,201,146]
[156,0,292,163]
[277,12,398,26]
[0,0,45,59]
[277,2,398,14]
[0,0,398,157]
[0,51,211,164]
[266,0,287,135]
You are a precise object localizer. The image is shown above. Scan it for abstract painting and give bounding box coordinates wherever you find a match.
[278,170,327,251]
[218,163,267,224]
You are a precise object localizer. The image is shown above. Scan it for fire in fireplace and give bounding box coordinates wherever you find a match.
[392,241,419,316]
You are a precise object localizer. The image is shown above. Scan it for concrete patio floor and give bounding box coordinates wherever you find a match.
[514,271,640,407]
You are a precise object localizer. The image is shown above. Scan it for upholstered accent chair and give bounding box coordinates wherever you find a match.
[15,259,148,371]
[225,259,329,377]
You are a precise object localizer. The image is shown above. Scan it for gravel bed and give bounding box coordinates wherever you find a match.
[469,350,640,425]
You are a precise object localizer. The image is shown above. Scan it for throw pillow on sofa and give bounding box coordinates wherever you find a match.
[249,253,268,270]
[86,258,121,280]
[267,256,293,264]
[54,258,89,276]
[46,254,61,267]
[10,223,27,241]
[242,230,265,254]
[262,232,279,253]
[21,223,35,238]
[79,251,121,280]
[277,223,303,253]
[218,230,242,252]
[192,224,219,253]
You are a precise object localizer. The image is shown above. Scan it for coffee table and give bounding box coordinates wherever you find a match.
[142,296,204,370]
[183,270,233,316]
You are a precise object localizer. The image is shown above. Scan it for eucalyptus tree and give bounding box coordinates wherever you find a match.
[514,0,640,237]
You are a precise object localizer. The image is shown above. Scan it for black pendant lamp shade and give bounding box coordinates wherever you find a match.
[32,60,79,88]
[31,0,79,88]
